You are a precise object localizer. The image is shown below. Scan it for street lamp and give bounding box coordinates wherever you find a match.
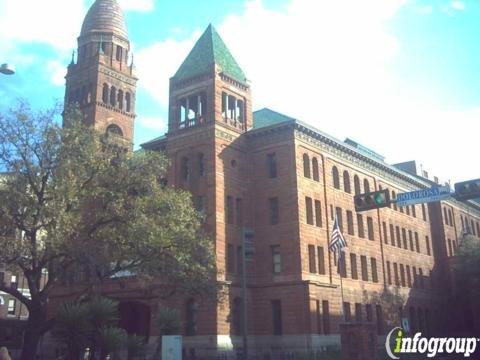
[0,63,15,75]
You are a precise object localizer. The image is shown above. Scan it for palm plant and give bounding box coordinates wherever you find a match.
[127,335,147,360]
[97,327,127,359]
[52,301,91,359]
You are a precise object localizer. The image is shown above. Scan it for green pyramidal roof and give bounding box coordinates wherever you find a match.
[173,24,247,83]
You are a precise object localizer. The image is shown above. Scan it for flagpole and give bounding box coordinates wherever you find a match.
[339,250,346,323]
[332,192,346,324]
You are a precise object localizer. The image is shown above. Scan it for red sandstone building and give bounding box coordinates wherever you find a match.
[48,0,480,357]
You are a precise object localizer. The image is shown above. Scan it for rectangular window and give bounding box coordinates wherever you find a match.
[344,302,352,323]
[314,200,322,227]
[396,226,401,248]
[412,266,417,288]
[415,232,420,253]
[409,230,414,251]
[226,196,234,224]
[315,300,322,334]
[361,255,369,281]
[7,299,16,315]
[308,245,317,273]
[272,246,281,274]
[419,268,424,289]
[386,261,392,285]
[390,224,395,246]
[236,198,243,226]
[371,258,378,283]
[267,153,277,178]
[367,217,374,240]
[422,204,427,221]
[237,246,243,274]
[426,236,431,256]
[227,244,235,274]
[339,254,347,278]
[318,247,326,275]
[394,263,400,286]
[335,207,343,231]
[406,265,412,287]
[357,214,365,238]
[366,304,373,322]
[350,253,358,280]
[382,222,388,244]
[272,300,283,335]
[269,197,279,225]
[355,303,363,323]
[400,264,406,287]
[322,301,330,334]
[402,228,407,249]
[306,197,314,225]
[347,210,354,235]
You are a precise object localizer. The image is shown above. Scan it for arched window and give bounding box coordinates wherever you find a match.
[332,166,340,189]
[117,90,124,110]
[312,157,319,182]
[110,86,117,107]
[198,153,205,177]
[343,171,351,193]
[102,83,109,103]
[363,179,370,193]
[106,124,123,137]
[181,157,190,182]
[185,298,197,336]
[303,154,311,178]
[125,92,131,112]
[232,297,243,336]
[354,175,361,195]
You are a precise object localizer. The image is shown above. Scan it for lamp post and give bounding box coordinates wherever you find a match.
[0,63,15,75]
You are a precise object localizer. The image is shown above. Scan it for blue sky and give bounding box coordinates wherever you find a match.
[0,0,479,184]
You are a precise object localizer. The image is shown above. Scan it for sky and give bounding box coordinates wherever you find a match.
[0,0,479,184]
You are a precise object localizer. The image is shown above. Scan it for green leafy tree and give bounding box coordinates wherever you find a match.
[0,102,217,360]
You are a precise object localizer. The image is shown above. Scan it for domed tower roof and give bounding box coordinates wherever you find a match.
[80,0,128,39]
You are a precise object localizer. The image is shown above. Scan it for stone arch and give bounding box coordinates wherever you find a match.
[106,124,123,137]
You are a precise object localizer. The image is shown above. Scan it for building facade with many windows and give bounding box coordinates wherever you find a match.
[46,0,480,357]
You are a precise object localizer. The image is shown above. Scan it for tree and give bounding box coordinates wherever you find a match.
[0,102,217,360]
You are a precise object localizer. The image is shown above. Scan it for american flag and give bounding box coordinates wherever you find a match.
[329,216,347,259]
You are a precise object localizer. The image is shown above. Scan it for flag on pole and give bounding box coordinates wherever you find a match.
[329,216,347,260]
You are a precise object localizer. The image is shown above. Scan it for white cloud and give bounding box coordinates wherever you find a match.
[119,0,155,12]
[137,116,167,130]
[47,61,67,86]
[451,0,465,11]
[0,0,85,52]
[413,4,433,15]
[134,0,478,182]
[135,32,201,107]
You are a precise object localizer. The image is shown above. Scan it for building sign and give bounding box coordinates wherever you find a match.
[396,186,451,207]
